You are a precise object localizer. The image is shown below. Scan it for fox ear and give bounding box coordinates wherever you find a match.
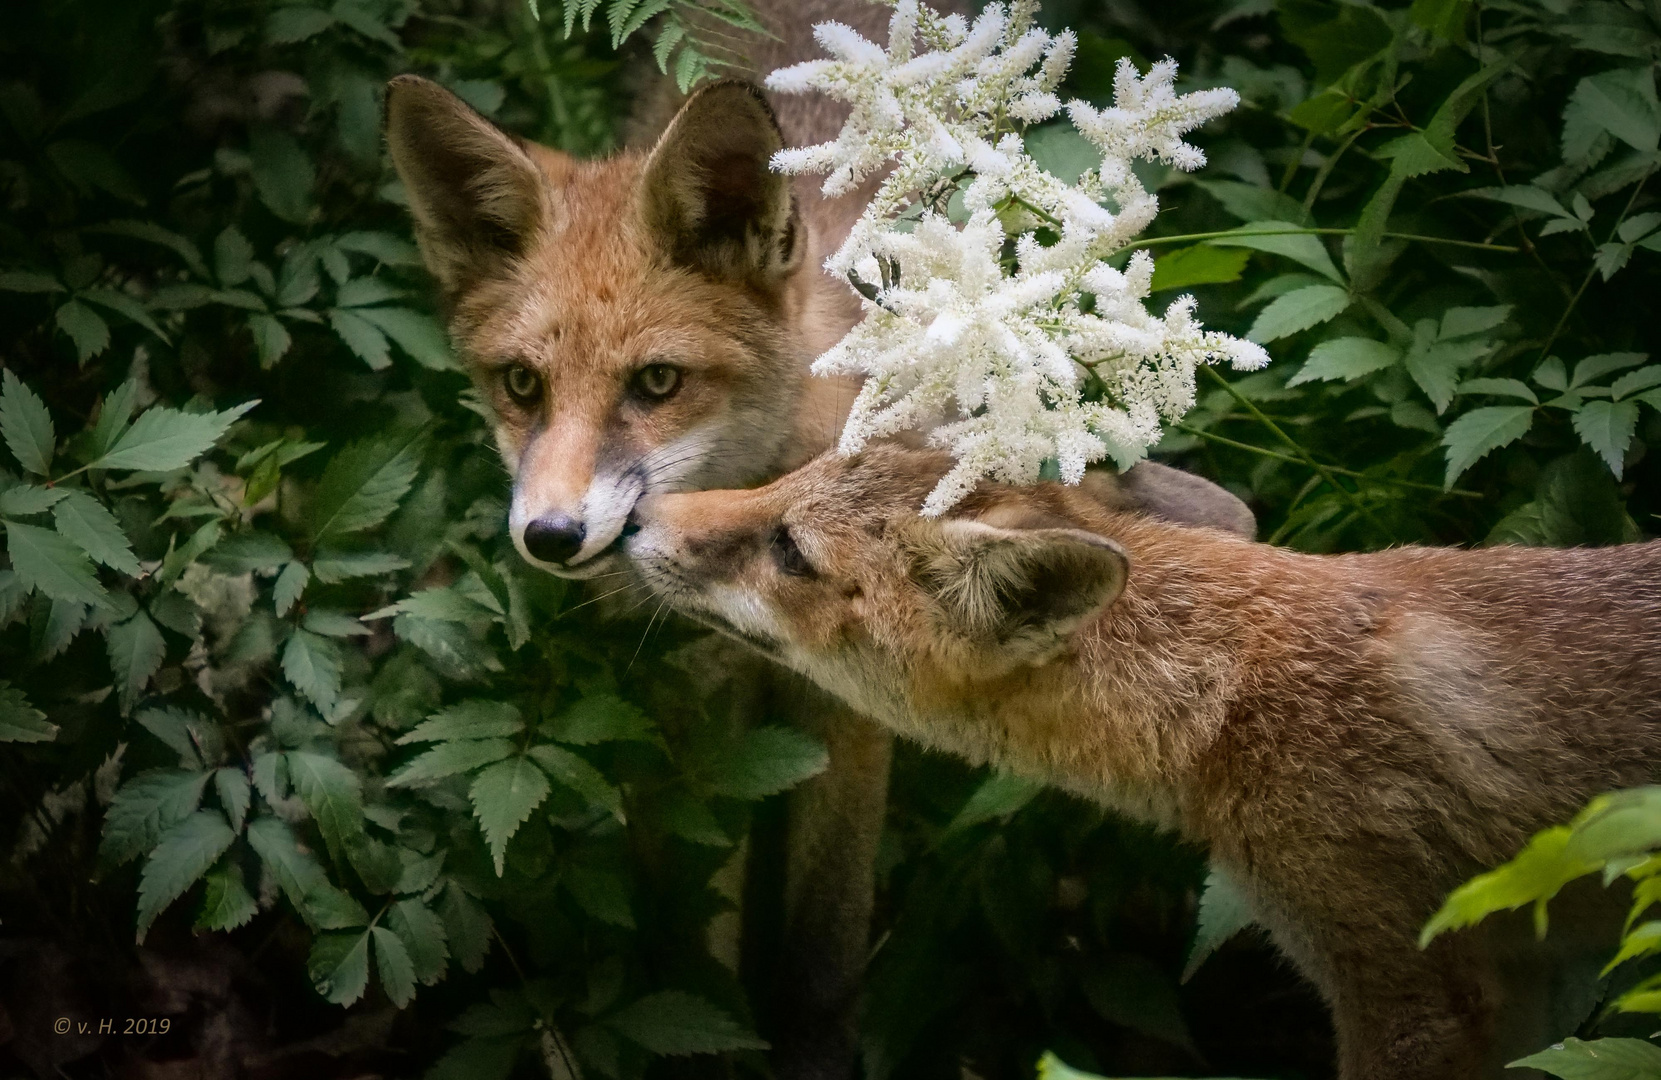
[384,75,549,300]
[639,80,802,287]
[1081,461,1257,538]
[912,521,1128,664]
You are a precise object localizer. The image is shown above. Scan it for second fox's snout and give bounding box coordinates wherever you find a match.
[522,513,586,564]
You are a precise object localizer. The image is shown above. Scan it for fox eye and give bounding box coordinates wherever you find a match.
[633,362,681,401]
[503,364,542,406]
[771,525,814,578]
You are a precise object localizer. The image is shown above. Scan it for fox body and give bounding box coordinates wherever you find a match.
[627,444,1661,1080]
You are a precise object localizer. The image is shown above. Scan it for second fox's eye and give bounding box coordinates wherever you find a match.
[633,362,681,400]
[771,525,814,577]
[503,364,542,406]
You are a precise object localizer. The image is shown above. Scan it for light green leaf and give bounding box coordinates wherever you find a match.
[946,771,1045,833]
[6,519,109,607]
[52,489,140,575]
[1182,868,1256,982]
[136,809,237,941]
[312,549,411,582]
[1246,284,1350,344]
[1575,352,1650,388]
[100,769,212,866]
[470,757,552,875]
[0,681,56,743]
[354,307,455,370]
[1509,1037,1661,1079]
[387,738,516,787]
[529,744,623,820]
[693,726,828,800]
[0,484,68,516]
[274,559,309,617]
[91,401,259,472]
[1209,222,1343,282]
[108,611,166,713]
[215,767,251,834]
[282,629,342,711]
[1442,406,1536,487]
[372,925,417,1008]
[302,609,373,637]
[387,898,449,985]
[1,369,55,475]
[1421,826,1593,946]
[1573,400,1641,478]
[250,125,315,224]
[1288,337,1399,386]
[249,313,292,369]
[312,430,426,541]
[397,701,524,745]
[309,930,372,1006]
[1534,358,1569,392]
[197,860,258,932]
[1568,69,1661,153]
[603,991,768,1054]
[1148,245,1251,293]
[329,308,392,370]
[364,585,494,623]
[90,379,140,460]
[55,299,111,363]
[1612,366,1661,401]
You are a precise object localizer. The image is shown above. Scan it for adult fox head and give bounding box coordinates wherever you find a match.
[385,76,852,579]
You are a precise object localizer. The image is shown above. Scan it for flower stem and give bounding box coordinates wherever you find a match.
[1114,227,1519,256]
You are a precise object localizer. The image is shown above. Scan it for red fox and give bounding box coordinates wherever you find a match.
[383,7,1255,1072]
[625,443,1661,1080]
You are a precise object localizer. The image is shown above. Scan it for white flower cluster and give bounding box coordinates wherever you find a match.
[767,0,1269,515]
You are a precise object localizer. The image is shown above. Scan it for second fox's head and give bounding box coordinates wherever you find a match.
[385,77,823,579]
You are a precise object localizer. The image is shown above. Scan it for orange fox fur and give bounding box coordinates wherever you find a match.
[627,444,1661,1080]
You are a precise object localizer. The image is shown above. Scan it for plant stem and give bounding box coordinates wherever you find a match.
[1176,423,1481,496]
[1114,227,1519,256]
[1535,169,1654,363]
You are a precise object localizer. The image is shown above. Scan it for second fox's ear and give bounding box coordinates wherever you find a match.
[912,521,1129,665]
[640,81,802,287]
[384,75,549,299]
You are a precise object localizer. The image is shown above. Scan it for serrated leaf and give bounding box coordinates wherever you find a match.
[1182,868,1256,982]
[274,559,309,617]
[388,898,449,985]
[250,313,292,369]
[334,231,422,266]
[312,549,410,582]
[215,767,250,834]
[0,681,56,743]
[286,750,365,864]
[1573,399,1641,478]
[309,930,372,1006]
[208,531,294,573]
[371,925,416,1007]
[548,694,659,745]
[1288,337,1399,386]
[694,726,828,800]
[1,369,55,475]
[529,744,623,820]
[312,430,426,541]
[1509,1037,1661,1080]
[52,489,140,574]
[247,815,369,929]
[55,300,110,363]
[108,610,166,713]
[1442,405,1537,487]
[81,287,168,343]
[329,308,392,369]
[1246,284,1351,344]
[282,629,342,711]
[1148,245,1251,293]
[1613,366,1661,400]
[136,706,223,766]
[365,585,494,623]
[136,809,237,940]
[100,769,212,866]
[437,881,493,974]
[91,401,258,472]
[353,307,455,370]
[0,484,67,516]
[6,519,108,607]
[250,125,314,224]
[197,859,258,931]
[564,866,634,927]
[1209,222,1343,282]
[398,700,524,744]
[471,757,551,875]
[1458,378,1537,404]
[1573,352,1649,388]
[946,771,1044,833]
[388,739,516,787]
[1569,69,1661,153]
[303,609,372,637]
[603,991,767,1054]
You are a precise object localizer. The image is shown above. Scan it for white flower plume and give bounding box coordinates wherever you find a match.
[767,0,1268,515]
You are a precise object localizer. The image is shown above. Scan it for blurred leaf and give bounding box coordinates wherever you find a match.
[549,693,660,746]
[603,991,767,1054]
[946,771,1044,833]
[1509,1037,1661,1079]
[0,681,56,743]
[55,300,111,362]
[692,726,828,799]
[250,125,315,224]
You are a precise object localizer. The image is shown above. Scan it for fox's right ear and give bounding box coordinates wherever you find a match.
[640,81,802,288]
[384,75,548,300]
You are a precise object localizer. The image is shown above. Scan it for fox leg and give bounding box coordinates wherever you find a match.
[1323,935,1498,1080]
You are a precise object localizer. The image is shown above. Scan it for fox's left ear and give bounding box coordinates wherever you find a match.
[640,81,803,288]
[912,521,1128,664]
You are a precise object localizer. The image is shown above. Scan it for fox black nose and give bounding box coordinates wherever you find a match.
[523,514,585,564]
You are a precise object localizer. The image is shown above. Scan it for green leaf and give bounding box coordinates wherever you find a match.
[548,694,659,745]
[1,369,55,475]
[1612,366,1661,401]
[286,751,365,865]
[91,401,258,472]
[136,809,237,941]
[1509,1037,1661,1079]
[312,430,426,541]
[1209,221,1342,282]
[249,125,315,224]
[437,881,494,973]
[136,706,222,766]
[55,300,111,363]
[87,220,208,278]
[425,1035,523,1080]
[6,519,109,607]
[1148,245,1251,293]
[353,307,455,370]
[471,757,552,875]
[249,313,293,369]
[274,559,309,617]
[247,816,369,929]
[372,925,417,1007]
[0,681,56,743]
[693,726,828,800]
[100,769,212,866]
[1183,869,1256,981]
[0,484,67,517]
[388,739,516,787]
[1458,378,1537,404]
[529,744,623,820]
[1276,0,1392,85]
[1573,400,1641,478]
[946,771,1045,833]
[1409,0,1470,42]
[90,379,140,460]
[283,629,342,711]
[1246,284,1350,343]
[267,5,336,42]
[1574,352,1649,388]
[1079,955,1198,1056]
[0,270,65,293]
[1197,181,1311,226]
[397,700,524,744]
[52,490,140,575]
[365,585,495,623]
[197,859,258,931]
[329,308,392,370]
[215,767,251,834]
[1288,337,1399,386]
[80,287,168,343]
[565,866,635,927]
[108,610,166,712]
[1568,69,1661,153]
[1442,405,1536,487]
[312,549,410,582]
[303,609,372,637]
[603,991,768,1054]
[1421,825,1594,946]
[334,231,422,266]
[388,898,449,985]
[309,930,372,1006]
